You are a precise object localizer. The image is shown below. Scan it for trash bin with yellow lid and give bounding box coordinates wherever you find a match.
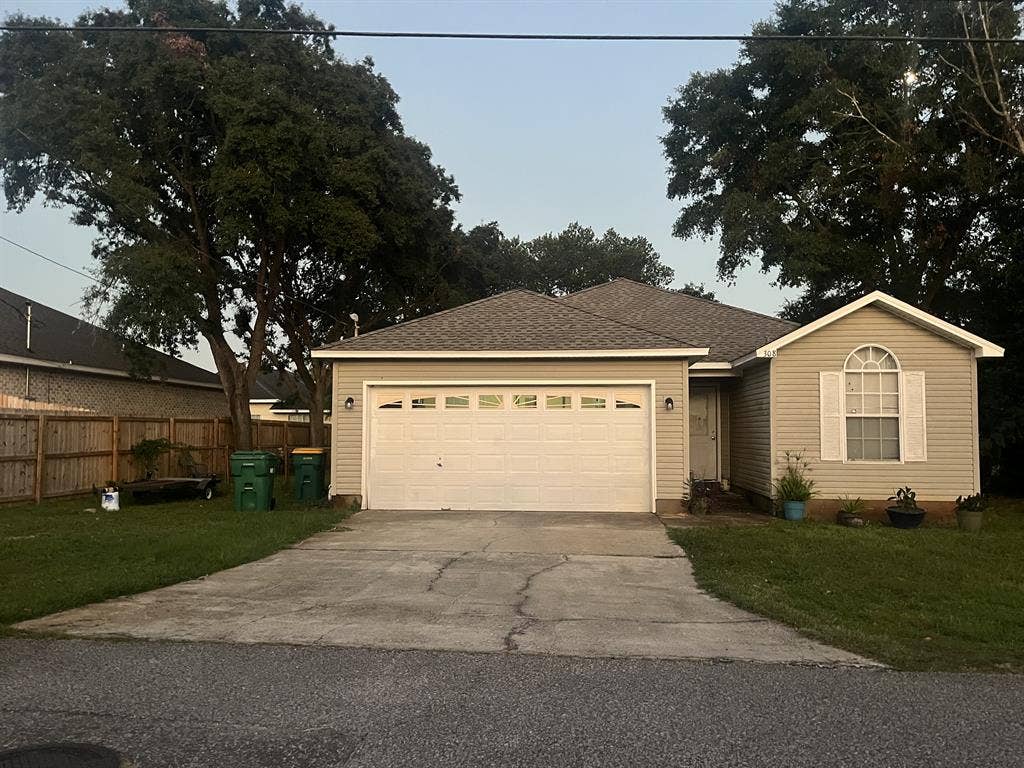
[291,447,326,502]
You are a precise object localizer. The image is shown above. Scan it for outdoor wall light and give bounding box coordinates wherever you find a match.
[664,397,674,411]
[344,397,355,410]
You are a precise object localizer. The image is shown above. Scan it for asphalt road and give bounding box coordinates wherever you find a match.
[1,639,1021,768]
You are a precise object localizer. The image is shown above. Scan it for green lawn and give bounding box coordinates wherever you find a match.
[669,498,1024,672]
[0,483,352,633]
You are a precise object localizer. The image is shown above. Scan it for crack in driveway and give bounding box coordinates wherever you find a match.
[426,552,470,592]
[503,555,570,652]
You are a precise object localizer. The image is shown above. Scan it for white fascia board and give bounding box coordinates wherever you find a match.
[312,347,710,360]
[749,291,1005,359]
[689,361,740,378]
[249,398,280,404]
[0,353,223,389]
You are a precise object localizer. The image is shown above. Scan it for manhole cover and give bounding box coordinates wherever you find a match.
[0,744,122,768]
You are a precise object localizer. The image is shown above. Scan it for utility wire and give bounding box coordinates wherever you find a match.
[9,127,346,326]
[1,25,1022,44]
[0,233,100,284]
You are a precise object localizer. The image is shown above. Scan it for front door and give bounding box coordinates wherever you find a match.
[689,387,719,481]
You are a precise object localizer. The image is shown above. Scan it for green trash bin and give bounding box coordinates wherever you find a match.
[230,450,279,512]
[292,448,326,502]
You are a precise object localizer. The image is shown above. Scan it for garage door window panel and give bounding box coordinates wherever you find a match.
[546,395,573,409]
[445,394,471,409]
[580,395,607,409]
[376,394,403,409]
[411,395,437,409]
[513,394,538,409]
[478,394,504,409]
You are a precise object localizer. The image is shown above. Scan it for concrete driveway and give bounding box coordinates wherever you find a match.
[18,510,870,665]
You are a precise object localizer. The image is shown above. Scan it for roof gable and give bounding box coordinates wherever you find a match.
[745,291,1004,360]
[0,287,221,386]
[314,289,707,357]
[561,278,798,362]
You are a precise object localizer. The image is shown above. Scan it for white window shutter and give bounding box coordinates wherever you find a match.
[902,371,927,461]
[819,371,843,461]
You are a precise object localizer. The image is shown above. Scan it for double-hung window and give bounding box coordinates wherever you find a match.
[844,345,900,461]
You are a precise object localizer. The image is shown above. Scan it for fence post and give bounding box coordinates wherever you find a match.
[168,417,176,474]
[282,423,289,479]
[111,415,119,483]
[34,413,46,503]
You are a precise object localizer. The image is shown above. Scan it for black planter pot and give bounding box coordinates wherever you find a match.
[887,506,926,529]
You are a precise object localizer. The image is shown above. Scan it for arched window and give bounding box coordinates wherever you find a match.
[844,345,900,461]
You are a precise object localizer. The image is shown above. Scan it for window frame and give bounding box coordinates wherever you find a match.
[842,344,903,463]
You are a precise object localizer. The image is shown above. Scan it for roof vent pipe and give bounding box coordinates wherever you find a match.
[25,302,32,351]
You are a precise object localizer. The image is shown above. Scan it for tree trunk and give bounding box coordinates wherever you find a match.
[205,332,256,451]
[307,370,327,448]
[228,386,254,451]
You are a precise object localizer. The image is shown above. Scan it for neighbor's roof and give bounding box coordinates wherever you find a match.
[251,371,302,402]
[562,278,799,363]
[313,289,708,358]
[0,286,221,387]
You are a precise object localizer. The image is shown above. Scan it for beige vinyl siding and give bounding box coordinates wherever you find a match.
[719,390,730,481]
[772,304,978,500]
[726,361,772,496]
[330,359,688,506]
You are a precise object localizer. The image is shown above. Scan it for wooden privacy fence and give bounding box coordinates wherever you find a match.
[0,414,330,504]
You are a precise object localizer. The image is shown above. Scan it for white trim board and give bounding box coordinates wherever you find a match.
[750,291,1004,359]
[313,347,709,360]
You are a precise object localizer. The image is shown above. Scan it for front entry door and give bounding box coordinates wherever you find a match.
[689,387,719,480]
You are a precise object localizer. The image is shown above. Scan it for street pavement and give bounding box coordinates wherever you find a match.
[2,638,1021,768]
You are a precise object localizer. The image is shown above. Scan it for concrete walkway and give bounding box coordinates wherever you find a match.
[17,510,872,665]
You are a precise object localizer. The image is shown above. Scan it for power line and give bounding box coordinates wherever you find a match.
[0,233,100,284]
[1,25,1022,44]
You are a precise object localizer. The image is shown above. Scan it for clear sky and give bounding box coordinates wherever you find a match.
[0,0,794,370]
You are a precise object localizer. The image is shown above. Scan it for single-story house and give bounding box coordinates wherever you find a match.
[250,371,331,424]
[0,287,227,418]
[312,278,1004,517]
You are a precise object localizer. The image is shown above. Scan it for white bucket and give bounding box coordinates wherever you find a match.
[101,490,120,511]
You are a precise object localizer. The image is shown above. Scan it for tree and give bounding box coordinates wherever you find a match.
[453,222,675,299]
[675,282,717,301]
[0,0,456,448]
[662,0,1023,488]
[272,140,459,447]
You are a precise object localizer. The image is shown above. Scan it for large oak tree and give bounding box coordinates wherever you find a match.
[1,0,457,448]
[663,0,1023,487]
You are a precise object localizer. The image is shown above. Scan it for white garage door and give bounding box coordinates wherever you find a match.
[367,386,652,512]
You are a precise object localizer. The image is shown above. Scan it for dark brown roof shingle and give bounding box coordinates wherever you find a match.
[0,286,220,385]
[317,289,698,353]
[561,278,798,362]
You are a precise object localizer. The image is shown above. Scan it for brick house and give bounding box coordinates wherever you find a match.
[0,287,227,417]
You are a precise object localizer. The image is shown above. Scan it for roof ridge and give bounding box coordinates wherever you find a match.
[607,277,800,327]
[530,289,700,347]
[321,289,540,348]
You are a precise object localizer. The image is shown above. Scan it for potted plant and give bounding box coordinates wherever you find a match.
[836,496,866,528]
[773,452,815,521]
[683,473,713,515]
[955,493,987,532]
[886,486,926,529]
